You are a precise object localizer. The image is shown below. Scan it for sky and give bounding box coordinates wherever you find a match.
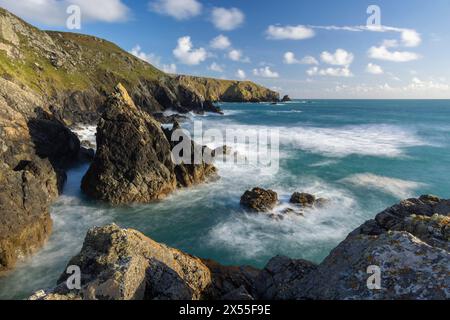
[1,0,450,98]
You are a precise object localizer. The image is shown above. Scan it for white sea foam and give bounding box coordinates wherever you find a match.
[72,125,97,148]
[206,179,362,263]
[340,173,426,199]
[196,119,427,158]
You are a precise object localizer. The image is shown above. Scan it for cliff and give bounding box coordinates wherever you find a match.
[0,7,279,124]
[0,6,277,272]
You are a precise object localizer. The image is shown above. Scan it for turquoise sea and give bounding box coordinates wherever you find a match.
[1,99,450,299]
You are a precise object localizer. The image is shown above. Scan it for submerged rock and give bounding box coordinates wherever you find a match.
[289,192,328,209]
[81,84,217,205]
[240,188,279,212]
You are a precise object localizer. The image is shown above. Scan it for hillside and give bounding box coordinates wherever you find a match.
[0,7,279,124]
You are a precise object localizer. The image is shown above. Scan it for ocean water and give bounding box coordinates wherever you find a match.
[1,99,450,299]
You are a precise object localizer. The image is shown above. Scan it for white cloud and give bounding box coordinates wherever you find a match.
[311,25,422,48]
[320,49,354,66]
[253,66,279,78]
[210,35,231,50]
[209,62,224,73]
[150,0,202,20]
[366,63,384,75]
[211,7,244,31]
[236,69,246,80]
[0,0,130,25]
[266,25,315,40]
[368,45,420,62]
[130,45,177,74]
[307,66,353,77]
[228,49,242,61]
[173,36,207,65]
[283,52,318,65]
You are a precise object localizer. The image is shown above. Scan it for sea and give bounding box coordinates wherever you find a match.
[1,99,450,299]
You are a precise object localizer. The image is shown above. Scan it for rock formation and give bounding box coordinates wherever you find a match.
[0,7,278,125]
[281,95,292,102]
[290,192,328,208]
[0,77,81,273]
[81,84,217,205]
[32,195,449,300]
[240,188,279,212]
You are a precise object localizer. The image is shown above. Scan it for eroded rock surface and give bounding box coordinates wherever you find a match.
[81,84,217,205]
[240,188,278,212]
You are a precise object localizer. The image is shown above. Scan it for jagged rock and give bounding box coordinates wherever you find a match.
[201,259,259,300]
[163,121,218,189]
[254,256,317,300]
[281,95,291,102]
[294,231,449,300]
[0,158,59,273]
[240,188,278,212]
[34,224,213,300]
[151,112,188,124]
[352,195,450,250]
[81,84,217,205]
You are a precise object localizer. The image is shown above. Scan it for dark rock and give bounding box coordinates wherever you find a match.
[290,192,316,207]
[281,95,292,102]
[81,84,217,205]
[151,112,188,124]
[240,188,278,212]
[254,256,317,300]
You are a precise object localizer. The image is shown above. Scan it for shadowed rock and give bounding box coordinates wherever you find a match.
[81,84,217,205]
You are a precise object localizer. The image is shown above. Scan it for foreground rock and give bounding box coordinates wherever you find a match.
[32,196,450,300]
[81,84,217,205]
[0,78,82,273]
[31,224,257,300]
[240,188,278,212]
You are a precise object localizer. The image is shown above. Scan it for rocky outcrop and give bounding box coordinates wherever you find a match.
[32,224,213,300]
[281,95,292,102]
[175,76,279,103]
[81,84,217,205]
[0,8,278,125]
[240,188,278,212]
[290,192,328,208]
[0,77,82,272]
[32,196,450,300]
[0,158,59,273]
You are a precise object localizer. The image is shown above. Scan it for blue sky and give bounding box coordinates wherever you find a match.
[1,0,450,98]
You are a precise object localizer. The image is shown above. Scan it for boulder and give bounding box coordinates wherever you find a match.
[290,192,316,207]
[30,224,258,300]
[281,95,291,102]
[240,188,278,212]
[81,84,217,205]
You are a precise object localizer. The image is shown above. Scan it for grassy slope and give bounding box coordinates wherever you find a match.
[0,7,278,103]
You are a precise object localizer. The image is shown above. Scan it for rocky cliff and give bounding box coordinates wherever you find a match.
[0,7,279,124]
[0,6,277,272]
[81,84,217,205]
[32,195,449,300]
